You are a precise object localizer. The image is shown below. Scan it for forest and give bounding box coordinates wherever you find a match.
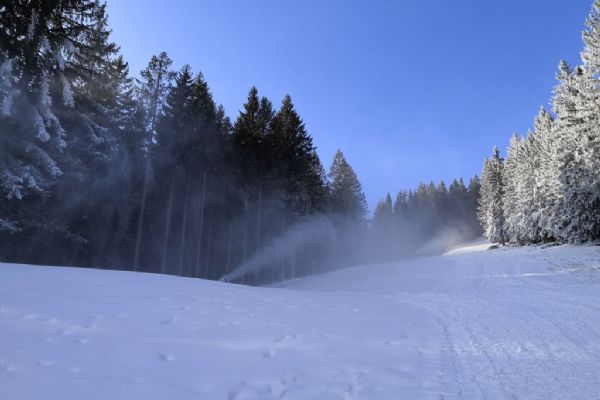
[478,1,600,245]
[1,1,597,285]
[0,1,482,283]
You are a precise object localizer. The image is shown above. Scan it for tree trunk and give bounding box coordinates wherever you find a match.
[133,70,162,271]
[111,201,130,269]
[242,196,248,263]
[178,177,189,276]
[226,221,233,275]
[160,171,176,274]
[204,222,213,279]
[279,216,285,282]
[194,170,207,277]
[254,182,263,283]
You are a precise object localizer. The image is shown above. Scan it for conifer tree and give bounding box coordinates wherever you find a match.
[478,147,506,244]
[132,52,174,270]
[532,107,558,242]
[503,133,526,243]
[269,95,324,216]
[0,0,114,219]
[583,0,600,76]
[557,66,600,242]
[328,150,367,222]
[550,59,600,242]
[154,65,195,273]
[467,176,482,235]
[232,87,274,263]
[1,0,121,265]
[373,193,393,231]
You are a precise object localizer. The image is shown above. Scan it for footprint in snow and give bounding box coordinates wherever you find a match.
[263,349,276,359]
[37,360,56,367]
[158,354,174,362]
[0,360,16,373]
[161,316,179,325]
[274,335,292,343]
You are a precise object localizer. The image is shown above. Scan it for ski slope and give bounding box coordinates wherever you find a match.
[1,243,599,399]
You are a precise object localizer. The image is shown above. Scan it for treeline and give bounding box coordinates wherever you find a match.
[0,1,369,283]
[478,1,600,245]
[371,177,482,260]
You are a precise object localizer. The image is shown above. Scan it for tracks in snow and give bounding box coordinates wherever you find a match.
[396,264,600,400]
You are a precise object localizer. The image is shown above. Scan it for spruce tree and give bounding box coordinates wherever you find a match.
[558,66,600,242]
[503,133,526,243]
[583,0,600,76]
[532,107,559,242]
[132,52,174,270]
[1,0,121,267]
[232,87,274,263]
[269,95,324,216]
[328,149,367,222]
[0,0,114,220]
[373,193,393,231]
[552,60,600,242]
[154,65,195,274]
[478,147,506,244]
[467,176,483,235]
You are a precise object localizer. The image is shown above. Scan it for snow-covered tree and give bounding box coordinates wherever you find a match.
[557,67,600,242]
[583,0,600,76]
[531,107,559,242]
[553,64,600,242]
[0,0,116,233]
[478,147,506,244]
[503,133,523,243]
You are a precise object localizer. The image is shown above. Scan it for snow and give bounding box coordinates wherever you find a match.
[442,237,490,255]
[32,109,49,143]
[1,243,599,399]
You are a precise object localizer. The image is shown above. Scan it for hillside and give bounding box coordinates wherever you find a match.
[1,243,599,399]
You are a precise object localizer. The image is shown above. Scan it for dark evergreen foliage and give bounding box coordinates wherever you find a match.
[0,1,489,283]
[0,1,366,283]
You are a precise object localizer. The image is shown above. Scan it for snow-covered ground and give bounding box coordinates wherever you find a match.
[1,243,599,400]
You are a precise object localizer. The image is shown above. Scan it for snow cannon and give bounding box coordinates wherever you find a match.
[219,275,230,283]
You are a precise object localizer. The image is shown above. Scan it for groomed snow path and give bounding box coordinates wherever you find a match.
[1,244,599,400]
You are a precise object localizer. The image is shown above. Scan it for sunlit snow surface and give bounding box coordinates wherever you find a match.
[1,243,600,399]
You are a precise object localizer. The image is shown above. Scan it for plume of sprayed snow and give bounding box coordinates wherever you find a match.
[224,215,336,282]
[414,226,479,256]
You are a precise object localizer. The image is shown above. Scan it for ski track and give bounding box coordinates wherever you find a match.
[0,244,599,399]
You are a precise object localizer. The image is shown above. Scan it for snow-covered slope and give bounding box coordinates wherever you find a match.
[1,244,599,400]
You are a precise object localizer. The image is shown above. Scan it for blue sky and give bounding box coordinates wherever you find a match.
[106,0,593,210]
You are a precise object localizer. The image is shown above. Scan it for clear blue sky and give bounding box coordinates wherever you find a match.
[106,0,593,210]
